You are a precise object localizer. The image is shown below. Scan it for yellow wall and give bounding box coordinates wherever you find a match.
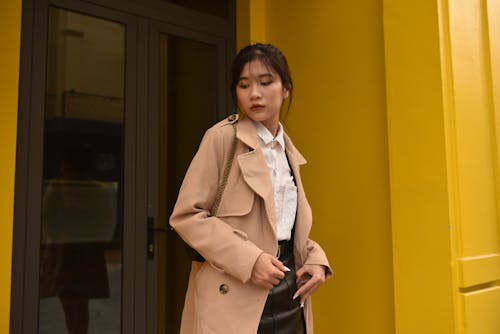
[383,0,457,332]
[447,0,500,333]
[0,0,22,332]
[237,1,394,333]
[240,0,500,333]
[384,0,500,333]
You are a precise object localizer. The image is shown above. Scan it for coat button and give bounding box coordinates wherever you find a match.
[219,284,229,294]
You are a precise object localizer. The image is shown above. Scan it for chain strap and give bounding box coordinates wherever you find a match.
[209,122,238,217]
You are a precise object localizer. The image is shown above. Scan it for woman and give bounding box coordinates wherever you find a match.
[170,43,332,334]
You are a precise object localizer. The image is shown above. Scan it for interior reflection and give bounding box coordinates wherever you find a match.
[39,8,123,334]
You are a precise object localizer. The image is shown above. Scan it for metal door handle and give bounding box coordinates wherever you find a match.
[147,216,168,259]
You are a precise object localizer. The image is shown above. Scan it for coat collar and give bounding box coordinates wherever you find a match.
[236,116,259,149]
[236,116,308,193]
[283,132,307,167]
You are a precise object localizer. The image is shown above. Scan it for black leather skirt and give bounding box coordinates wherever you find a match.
[257,239,306,334]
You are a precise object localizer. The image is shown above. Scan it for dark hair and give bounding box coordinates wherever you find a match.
[231,43,293,113]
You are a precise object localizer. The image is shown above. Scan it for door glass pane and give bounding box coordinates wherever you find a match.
[39,8,124,333]
[157,34,218,333]
[162,0,228,18]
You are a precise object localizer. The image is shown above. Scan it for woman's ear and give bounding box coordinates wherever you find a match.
[282,87,290,100]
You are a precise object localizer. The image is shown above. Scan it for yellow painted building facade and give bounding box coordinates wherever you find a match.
[2,0,499,333]
[384,0,500,333]
[1,0,21,332]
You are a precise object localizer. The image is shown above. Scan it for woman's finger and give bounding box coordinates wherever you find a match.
[251,253,287,289]
[294,276,316,299]
[299,279,322,304]
[270,257,287,272]
[293,264,326,304]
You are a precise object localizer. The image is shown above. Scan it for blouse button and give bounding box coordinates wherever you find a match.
[219,284,229,294]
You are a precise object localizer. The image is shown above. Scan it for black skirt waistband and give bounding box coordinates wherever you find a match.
[277,239,293,259]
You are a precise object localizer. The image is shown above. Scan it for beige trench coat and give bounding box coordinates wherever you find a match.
[170,115,332,334]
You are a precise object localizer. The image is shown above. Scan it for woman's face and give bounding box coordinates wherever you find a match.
[236,60,289,132]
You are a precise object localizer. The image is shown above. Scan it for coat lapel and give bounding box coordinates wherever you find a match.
[235,117,312,257]
[236,117,277,236]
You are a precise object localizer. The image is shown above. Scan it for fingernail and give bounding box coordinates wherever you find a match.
[300,302,305,308]
[293,293,299,300]
[283,266,291,272]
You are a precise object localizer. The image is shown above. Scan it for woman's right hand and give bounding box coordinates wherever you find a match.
[250,253,287,289]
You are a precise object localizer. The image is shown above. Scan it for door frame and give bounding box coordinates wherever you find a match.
[10,0,235,332]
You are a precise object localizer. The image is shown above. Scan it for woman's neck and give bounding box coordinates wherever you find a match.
[260,118,280,137]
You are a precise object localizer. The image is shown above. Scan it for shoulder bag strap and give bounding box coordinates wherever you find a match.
[209,122,238,217]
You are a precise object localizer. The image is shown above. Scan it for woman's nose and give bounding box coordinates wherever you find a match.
[250,84,261,99]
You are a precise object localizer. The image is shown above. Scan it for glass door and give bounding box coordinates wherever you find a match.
[12,0,234,333]
[11,1,141,333]
[146,23,229,333]
[39,7,125,333]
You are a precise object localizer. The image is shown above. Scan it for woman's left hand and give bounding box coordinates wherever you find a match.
[294,264,326,305]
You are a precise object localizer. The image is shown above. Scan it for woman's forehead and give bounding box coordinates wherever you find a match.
[240,59,277,78]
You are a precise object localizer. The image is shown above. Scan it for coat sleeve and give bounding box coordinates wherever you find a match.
[169,126,263,284]
[304,238,333,279]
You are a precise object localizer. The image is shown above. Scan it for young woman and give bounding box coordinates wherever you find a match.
[170,43,332,334]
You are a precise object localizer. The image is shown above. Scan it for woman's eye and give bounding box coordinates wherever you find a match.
[238,83,249,89]
[261,81,272,86]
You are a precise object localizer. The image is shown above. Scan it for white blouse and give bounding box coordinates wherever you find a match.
[255,121,298,241]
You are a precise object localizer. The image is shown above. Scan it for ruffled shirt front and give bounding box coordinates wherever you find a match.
[254,121,298,241]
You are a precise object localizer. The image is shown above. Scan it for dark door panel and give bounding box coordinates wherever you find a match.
[11,0,234,333]
[12,1,139,333]
[146,23,229,333]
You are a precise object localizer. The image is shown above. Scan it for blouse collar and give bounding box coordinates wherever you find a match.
[254,121,285,150]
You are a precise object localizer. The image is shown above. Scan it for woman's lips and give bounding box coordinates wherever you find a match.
[250,104,264,111]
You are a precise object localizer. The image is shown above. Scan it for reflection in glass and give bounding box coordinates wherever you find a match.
[39,8,124,333]
[158,34,218,333]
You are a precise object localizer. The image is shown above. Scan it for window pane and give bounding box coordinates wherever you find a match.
[39,8,124,333]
